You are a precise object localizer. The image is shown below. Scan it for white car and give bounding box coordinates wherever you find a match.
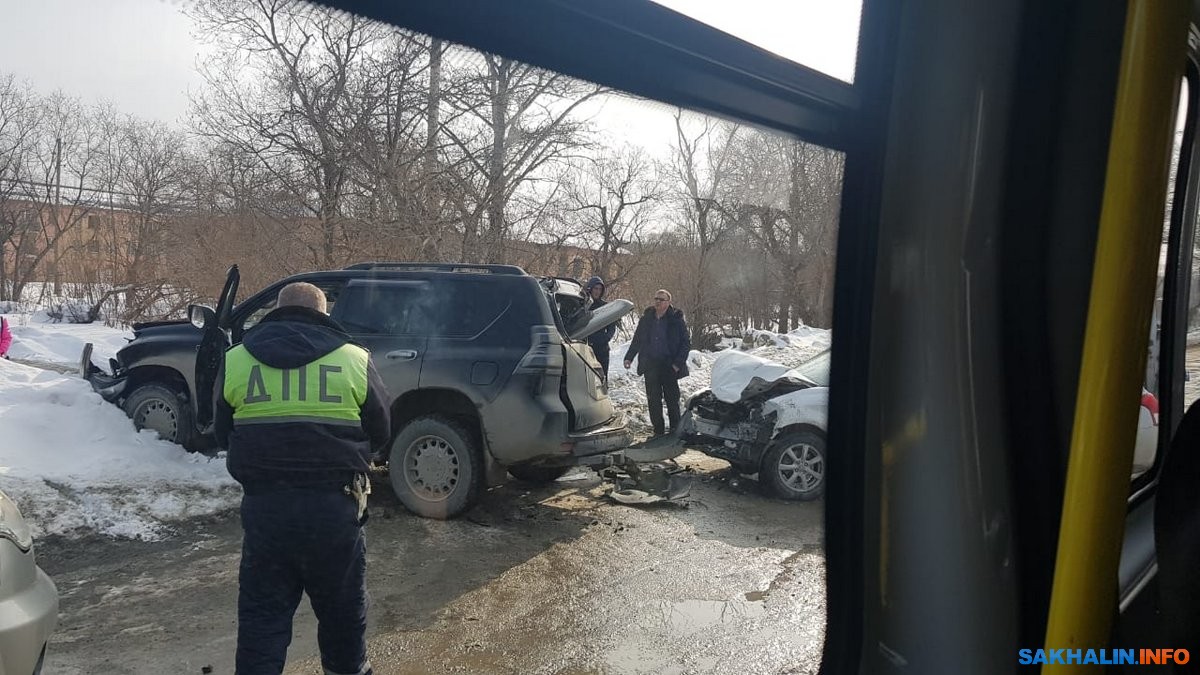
[679,348,1158,499]
[0,490,58,674]
[679,349,830,501]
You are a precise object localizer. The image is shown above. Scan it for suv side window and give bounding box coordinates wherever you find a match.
[433,279,512,338]
[236,281,343,337]
[333,281,435,335]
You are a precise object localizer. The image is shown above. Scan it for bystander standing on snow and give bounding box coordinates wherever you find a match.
[0,315,11,359]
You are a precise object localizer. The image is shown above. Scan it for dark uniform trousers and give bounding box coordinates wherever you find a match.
[237,488,371,675]
[593,345,611,381]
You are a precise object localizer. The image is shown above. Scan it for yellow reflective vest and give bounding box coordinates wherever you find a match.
[223,342,371,428]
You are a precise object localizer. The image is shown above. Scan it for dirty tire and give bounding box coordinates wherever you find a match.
[389,415,481,519]
[507,465,571,484]
[123,383,197,450]
[761,428,826,501]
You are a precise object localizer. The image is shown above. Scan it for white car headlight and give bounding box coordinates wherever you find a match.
[0,491,33,552]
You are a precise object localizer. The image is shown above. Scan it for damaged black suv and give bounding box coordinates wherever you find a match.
[83,262,633,518]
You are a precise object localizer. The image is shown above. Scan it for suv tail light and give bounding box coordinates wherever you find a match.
[1141,391,1159,425]
[515,325,565,374]
[516,326,565,397]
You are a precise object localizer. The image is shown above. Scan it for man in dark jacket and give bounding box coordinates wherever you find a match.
[215,282,390,675]
[623,288,690,436]
[584,276,616,380]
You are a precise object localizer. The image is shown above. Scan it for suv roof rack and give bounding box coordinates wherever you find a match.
[345,262,528,275]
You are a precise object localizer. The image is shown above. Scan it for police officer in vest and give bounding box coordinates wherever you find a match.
[215,282,390,675]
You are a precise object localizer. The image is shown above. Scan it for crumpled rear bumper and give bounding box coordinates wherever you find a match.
[568,415,634,457]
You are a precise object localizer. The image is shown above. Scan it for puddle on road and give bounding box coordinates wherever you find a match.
[605,599,767,674]
[654,597,767,633]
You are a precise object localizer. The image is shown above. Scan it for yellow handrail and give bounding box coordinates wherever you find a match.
[1043,1,1188,672]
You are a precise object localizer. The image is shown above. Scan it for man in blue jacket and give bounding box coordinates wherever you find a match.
[584,276,616,381]
[215,282,391,675]
[623,289,690,436]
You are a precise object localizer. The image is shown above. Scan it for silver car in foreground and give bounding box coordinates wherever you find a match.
[0,490,57,674]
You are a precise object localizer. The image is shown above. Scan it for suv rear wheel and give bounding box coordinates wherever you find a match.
[123,383,197,450]
[389,415,482,519]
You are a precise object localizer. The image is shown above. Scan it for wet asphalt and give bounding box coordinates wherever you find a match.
[40,452,825,675]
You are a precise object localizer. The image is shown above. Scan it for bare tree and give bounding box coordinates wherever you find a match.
[0,89,100,303]
[561,145,663,286]
[344,33,465,262]
[103,117,196,321]
[440,52,602,263]
[178,139,318,293]
[726,131,843,329]
[189,0,383,268]
[0,74,41,300]
[668,109,740,345]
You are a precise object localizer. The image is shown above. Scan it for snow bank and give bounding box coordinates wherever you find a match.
[2,311,133,370]
[0,359,238,540]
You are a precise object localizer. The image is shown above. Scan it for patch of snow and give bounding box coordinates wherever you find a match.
[0,358,238,540]
[3,311,133,370]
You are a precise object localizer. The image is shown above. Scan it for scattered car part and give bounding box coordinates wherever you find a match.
[602,459,692,504]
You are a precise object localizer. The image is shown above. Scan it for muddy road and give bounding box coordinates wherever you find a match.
[40,453,825,674]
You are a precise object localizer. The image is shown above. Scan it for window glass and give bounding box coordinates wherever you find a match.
[333,282,433,335]
[1186,78,1200,411]
[1139,78,1190,478]
[1,1,845,672]
[430,280,511,338]
[239,283,341,333]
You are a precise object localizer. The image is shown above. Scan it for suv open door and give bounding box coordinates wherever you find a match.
[540,278,634,431]
[194,265,239,434]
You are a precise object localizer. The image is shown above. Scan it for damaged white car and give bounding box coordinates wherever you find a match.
[678,349,829,501]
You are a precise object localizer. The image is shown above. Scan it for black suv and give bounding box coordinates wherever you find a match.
[83,262,634,518]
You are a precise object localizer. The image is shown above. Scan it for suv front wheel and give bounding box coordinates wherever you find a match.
[124,383,198,450]
[389,415,482,519]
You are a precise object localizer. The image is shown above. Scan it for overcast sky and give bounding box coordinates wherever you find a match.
[650,0,860,82]
[0,0,861,130]
[0,0,204,124]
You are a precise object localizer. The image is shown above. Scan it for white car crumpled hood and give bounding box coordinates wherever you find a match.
[708,350,828,433]
[709,350,815,403]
